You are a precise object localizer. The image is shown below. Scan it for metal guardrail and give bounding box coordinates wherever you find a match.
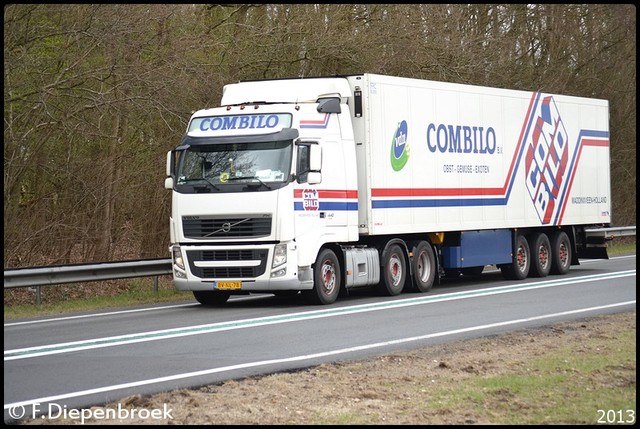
[4,258,172,289]
[3,226,635,304]
[4,259,172,305]
[4,258,172,305]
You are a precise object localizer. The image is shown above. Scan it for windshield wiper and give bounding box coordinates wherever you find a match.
[179,178,221,191]
[203,177,222,191]
[228,176,272,190]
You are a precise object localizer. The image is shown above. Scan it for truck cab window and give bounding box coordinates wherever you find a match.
[177,140,292,188]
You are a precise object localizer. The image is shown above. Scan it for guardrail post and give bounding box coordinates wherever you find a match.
[153,276,158,293]
[36,286,42,306]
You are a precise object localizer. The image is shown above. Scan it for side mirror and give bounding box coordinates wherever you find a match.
[309,144,322,172]
[165,151,175,189]
[166,151,173,177]
[317,97,341,114]
[307,172,321,185]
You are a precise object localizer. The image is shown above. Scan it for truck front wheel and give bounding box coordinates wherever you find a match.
[303,248,341,305]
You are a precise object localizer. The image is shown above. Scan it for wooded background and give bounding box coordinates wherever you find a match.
[4,4,636,268]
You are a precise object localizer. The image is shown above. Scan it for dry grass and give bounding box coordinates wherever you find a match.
[22,311,636,425]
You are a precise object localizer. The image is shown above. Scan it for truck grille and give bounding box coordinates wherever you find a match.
[182,216,272,239]
[186,249,268,278]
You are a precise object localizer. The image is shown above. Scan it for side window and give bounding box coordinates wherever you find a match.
[296,144,310,183]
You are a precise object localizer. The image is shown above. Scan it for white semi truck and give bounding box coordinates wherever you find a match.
[164,74,611,305]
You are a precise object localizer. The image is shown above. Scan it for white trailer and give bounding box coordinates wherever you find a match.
[165,74,611,305]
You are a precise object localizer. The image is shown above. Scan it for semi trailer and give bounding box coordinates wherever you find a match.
[164,73,611,305]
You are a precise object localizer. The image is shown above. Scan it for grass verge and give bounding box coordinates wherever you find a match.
[4,278,193,320]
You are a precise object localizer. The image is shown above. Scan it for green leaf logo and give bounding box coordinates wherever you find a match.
[390,120,409,171]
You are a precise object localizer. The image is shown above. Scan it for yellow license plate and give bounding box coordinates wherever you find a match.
[215,281,241,290]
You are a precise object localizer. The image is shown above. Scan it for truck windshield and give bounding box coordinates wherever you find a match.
[176,140,292,190]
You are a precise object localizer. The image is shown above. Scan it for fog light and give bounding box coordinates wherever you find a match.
[271,268,286,278]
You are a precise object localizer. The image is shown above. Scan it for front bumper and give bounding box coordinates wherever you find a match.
[171,242,313,292]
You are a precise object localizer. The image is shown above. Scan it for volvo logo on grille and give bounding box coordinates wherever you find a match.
[202,218,251,238]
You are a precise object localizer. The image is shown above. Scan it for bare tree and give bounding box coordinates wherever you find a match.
[3,4,635,268]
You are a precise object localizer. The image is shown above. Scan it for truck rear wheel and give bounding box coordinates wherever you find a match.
[193,290,231,306]
[500,234,530,280]
[528,232,551,277]
[377,244,407,296]
[302,248,341,305]
[550,231,572,275]
[410,241,436,292]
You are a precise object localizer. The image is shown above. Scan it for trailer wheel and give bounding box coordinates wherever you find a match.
[378,244,407,296]
[550,231,572,275]
[193,290,230,306]
[500,234,530,280]
[529,232,551,278]
[302,248,341,305]
[410,241,436,292]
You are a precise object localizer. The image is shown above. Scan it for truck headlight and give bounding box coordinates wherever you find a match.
[272,243,287,268]
[172,246,185,270]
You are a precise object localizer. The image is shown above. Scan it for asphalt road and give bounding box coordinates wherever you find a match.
[4,255,636,423]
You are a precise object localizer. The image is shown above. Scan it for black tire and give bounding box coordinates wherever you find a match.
[528,232,551,277]
[377,243,407,296]
[550,231,572,275]
[302,248,341,305]
[500,234,530,280]
[410,241,436,292]
[193,290,231,306]
[460,266,484,277]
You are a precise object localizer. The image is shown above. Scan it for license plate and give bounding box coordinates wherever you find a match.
[215,281,241,290]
